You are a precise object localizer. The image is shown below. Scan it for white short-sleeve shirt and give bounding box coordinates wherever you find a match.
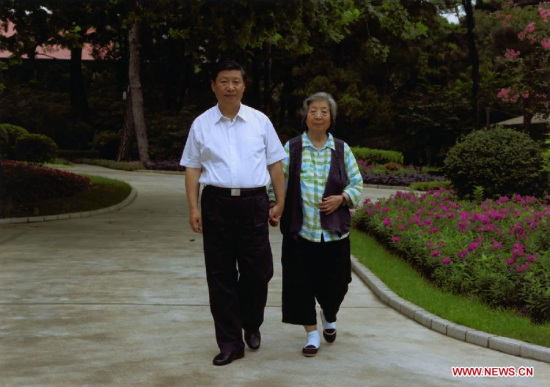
[180,104,286,188]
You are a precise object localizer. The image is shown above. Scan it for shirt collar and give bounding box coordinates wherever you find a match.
[302,132,335,151]
[215,104,248,123]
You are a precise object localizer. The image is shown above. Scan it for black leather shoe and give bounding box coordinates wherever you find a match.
[302,344,319,357]
[323,329,337,343]
[244,331,261,350]
[212,349,244,366]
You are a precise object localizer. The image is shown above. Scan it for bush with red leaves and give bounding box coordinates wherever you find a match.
[2,160,91,204]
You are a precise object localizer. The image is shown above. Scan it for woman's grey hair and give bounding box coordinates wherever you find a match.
[300,92,338,131]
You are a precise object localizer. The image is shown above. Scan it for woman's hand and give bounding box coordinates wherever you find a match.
[318,195,345,215]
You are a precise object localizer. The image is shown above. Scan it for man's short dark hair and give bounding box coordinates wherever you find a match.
[211,60,246,81]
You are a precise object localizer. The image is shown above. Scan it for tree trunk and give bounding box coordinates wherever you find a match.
[128,21,149,162]
[463,0,480,127]
[70,47,89,120]
[0,161,6,218]
[117,88,135,162]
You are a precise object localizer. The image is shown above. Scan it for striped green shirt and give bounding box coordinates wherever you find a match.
[272,132,363,242]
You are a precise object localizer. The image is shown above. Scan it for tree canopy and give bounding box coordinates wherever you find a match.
[1,0,549,165]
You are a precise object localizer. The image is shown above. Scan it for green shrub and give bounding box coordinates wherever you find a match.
[409,180,453,191]
[0,126,7,157]
[92,131,121,159]
[351,146,403,165]
[444,127,548,199]
[0,123,30,159]
[16,133,58,163]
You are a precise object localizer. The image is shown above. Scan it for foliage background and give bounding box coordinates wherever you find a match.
[1,0,549,165]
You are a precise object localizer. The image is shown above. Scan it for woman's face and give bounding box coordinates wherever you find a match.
[306,100,331,134]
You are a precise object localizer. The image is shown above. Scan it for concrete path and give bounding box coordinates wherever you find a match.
[1,164,550,386]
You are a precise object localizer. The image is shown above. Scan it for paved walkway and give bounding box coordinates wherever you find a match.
[1,164,550,386]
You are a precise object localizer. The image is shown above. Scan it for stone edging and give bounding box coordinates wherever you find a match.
[350,255,550,364]
[0,186,138,225]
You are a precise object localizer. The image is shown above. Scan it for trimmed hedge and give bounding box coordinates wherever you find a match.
[0,123,30,159]
[16,133,58,163]
[351,146,403,165]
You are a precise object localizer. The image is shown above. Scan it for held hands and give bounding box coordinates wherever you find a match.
[269,201,282,227]
[319,195,345,215]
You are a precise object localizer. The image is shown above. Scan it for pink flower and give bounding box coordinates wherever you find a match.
[441,257,452,265]
[459,211,471,220]
[512,243,525,257]
[457,249,468,259]
[491,240,503,249]
[540,7,550,23]
[496,196,509,204]
[526,254,538,262]
[431,249,442,257]
[504,49,521,59]
[467,241,481,251]
[458,219,468,232]
[525,22,536,34]
[541,38,550,50]
[383,217,392,227]
[428,227,439,234]
[392,236,400,243]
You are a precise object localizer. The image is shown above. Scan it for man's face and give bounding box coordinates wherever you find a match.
[211,70,245,106]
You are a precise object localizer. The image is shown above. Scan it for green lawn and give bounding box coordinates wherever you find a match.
[350,228,550,348]
[6,174,132,218]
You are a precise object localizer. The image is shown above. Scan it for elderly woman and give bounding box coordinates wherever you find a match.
[270,92,363,357]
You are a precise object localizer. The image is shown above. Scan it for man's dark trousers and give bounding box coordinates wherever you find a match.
[201,185,274,353]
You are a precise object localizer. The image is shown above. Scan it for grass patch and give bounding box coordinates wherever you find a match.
[75,158,145,171]
[350,228,550,348]
[7,174,132,218]
[46,158,74,167]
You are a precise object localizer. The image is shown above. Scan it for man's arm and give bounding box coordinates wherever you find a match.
[185,167,203,233]
[267,161,285,225]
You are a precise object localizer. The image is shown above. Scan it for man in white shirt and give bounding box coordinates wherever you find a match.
[180,60,286,366]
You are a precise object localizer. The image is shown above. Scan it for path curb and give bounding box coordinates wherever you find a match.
[350,255,550,364]
[0,186,138,225]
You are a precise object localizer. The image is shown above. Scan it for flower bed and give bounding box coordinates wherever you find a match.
[358,161,447,186]
[2,160,91,203]
[352,188,550,323]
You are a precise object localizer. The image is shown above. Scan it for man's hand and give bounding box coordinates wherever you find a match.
[269,201,282,227]
[189,208,203,233]
[185,167,203,233]
[319,195,345,215]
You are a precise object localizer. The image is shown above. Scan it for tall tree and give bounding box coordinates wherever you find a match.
[128,19,148,162]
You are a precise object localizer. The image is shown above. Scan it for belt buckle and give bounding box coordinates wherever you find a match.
[231,188,241,196]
